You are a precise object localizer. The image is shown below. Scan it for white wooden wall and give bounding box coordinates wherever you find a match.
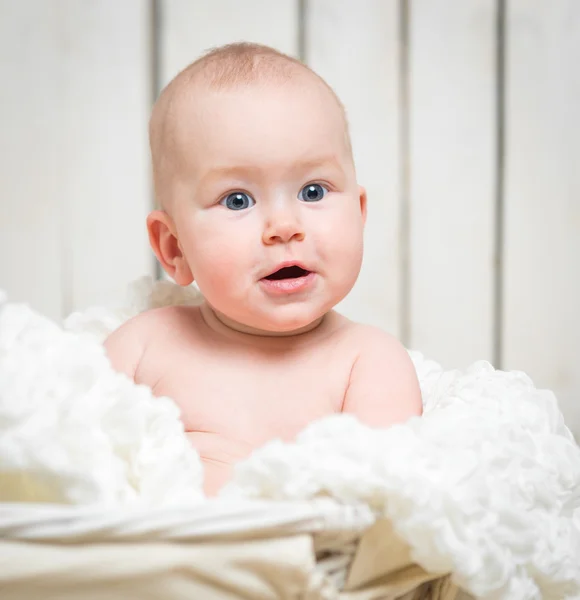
[0,0,578,437]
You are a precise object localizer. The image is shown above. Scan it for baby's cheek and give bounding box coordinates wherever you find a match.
[188,236,248,300]
[319,217,363,271]
[195,250,234,291]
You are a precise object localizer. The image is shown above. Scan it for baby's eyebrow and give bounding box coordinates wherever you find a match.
[292,155,344,174]
[200,156,343,186]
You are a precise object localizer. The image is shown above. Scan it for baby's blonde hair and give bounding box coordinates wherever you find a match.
[183,41,307,88]
[150,42,351,208]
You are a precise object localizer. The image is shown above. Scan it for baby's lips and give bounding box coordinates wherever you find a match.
[261,261,312,280]
[259,271,317,295]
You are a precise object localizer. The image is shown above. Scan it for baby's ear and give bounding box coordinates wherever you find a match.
[146,210,194,286]
[358,186,367,225]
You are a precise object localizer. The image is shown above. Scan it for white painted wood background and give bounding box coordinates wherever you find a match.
[0,0,578,437]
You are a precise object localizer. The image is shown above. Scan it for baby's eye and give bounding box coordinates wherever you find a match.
[299,183,328,202]
[220,192,255,210]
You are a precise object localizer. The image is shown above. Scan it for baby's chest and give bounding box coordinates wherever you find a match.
[150,348,351,443]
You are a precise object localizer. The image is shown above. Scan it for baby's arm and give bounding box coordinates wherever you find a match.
[342,329,422,428]
[103,314,149,382]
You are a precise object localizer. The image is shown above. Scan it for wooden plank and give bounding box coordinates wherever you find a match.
[503,0,580,438]
[305,0,402,335]
[0,1,153,318]
[408,0,497,367]
[59,0,153,314]
[159,0,299,87]
[0,1,63,320]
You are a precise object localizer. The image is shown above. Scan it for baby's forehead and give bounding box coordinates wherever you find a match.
[157,75,347,161]
[186,83,347,161]
[174,68,340,121]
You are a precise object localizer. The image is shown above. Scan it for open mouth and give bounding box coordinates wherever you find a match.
[264,265,310,280]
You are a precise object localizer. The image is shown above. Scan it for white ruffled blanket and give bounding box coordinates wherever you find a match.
[0,278,579,600]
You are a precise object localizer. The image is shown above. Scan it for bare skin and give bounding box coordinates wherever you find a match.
[105,302,421,496]
[105,50,423,496]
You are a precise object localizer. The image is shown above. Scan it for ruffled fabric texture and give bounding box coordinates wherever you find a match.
[0,280,204,507]
[0,277,579,599]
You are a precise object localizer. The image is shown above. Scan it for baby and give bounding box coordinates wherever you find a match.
[105,42,422,496]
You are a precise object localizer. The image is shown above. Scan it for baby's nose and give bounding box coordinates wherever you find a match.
[262,212,305,245]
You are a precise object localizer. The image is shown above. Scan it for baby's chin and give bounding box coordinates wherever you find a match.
[257,316,324,336]
[222,304,329,337]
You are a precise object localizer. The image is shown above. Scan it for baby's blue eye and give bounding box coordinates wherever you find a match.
[221,192,255,210]
[299,183,327,202]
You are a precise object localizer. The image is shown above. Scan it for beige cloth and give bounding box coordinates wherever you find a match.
[0,536,327,600]
[0,528,459,599]
[0,504,461,600]
[340,519,459,600]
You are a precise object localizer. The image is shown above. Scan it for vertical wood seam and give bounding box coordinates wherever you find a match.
[151,0,162,280]
[399,0,411,346]
[298,0,308,62]
[59,2,72,319]
[494,0,506,368]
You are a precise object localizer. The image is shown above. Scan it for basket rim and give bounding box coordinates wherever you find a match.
[0,497,376,544]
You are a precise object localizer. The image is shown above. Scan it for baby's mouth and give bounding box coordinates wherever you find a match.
[263,265,311,280]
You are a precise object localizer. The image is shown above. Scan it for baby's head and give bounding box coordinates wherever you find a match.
[147,43,366,335]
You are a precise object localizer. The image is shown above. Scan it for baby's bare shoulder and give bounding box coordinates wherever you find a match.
[104,305,201,378]
[336,320,405,356]
[347,322,417,385]
[110,305,200,342]
[337,320,422,427]
[135,304,201,332]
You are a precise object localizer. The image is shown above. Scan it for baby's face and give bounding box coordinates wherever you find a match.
[165,78,366,334]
